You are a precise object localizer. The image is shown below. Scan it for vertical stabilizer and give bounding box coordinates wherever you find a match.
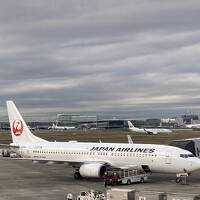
[6,101,47,145]
[127,121,135,129]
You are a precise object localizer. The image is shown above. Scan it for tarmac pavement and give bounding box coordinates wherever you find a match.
[0,158,200,200]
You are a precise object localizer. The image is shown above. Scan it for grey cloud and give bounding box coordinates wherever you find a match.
[1,0,200,120]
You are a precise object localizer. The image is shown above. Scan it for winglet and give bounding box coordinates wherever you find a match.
[127,135,133,144]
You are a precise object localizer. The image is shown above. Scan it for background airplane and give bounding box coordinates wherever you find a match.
[128,121,172,134]
[50,121,76,130]
[184,123,200,129]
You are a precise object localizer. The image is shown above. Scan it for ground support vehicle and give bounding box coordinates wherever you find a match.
[104,169,149,186]
[77,190,105,200]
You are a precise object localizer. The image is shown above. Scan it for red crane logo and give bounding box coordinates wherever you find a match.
[12,120,23,136]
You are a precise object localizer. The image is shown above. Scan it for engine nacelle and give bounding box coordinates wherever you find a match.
[79,163,107,178]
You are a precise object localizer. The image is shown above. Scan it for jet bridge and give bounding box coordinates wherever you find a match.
[170,138,200,158]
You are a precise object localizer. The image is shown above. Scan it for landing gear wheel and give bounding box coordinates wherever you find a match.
[140,177,144,183]
[74,172,82,180]
[175,177,180,183]
[127,179,131,185]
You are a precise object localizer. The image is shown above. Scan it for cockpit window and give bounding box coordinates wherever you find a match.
[180,154,187,158]
[188,154,195,157]
[180,154,195,158]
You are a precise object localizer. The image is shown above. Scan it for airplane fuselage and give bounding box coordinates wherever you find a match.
[128,121,171,134]
[16,142,200,174]
[185,124,200,129]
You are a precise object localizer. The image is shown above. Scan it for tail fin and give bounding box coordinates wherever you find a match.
[6,101,47,145]
[127,121,135,129]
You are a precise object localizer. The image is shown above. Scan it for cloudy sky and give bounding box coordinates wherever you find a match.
[0,0,200,120]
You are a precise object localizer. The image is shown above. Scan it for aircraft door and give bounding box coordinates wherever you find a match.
[165,151,172,164]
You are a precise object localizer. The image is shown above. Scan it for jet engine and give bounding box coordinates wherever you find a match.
[79,163,107,178]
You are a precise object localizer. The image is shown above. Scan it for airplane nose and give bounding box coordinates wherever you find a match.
[191,158,200,171]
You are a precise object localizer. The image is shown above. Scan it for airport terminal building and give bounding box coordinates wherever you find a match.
[1,113,200,130]
[56,114,128,129]
[56,114,97,128]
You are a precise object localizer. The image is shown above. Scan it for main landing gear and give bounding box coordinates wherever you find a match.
[175,173,189,185]
[74,171,82,180]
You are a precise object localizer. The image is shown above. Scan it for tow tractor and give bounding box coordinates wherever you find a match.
[104,169,149,186]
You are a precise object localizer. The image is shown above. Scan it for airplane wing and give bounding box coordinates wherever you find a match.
[116,165,138,170]
[0,144,11,148]
[0,143,20,149]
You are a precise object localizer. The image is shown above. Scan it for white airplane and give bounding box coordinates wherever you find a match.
[184,123,200,129]
[128,121,172,135]
[6,101,200,183]
[51,122,75,130]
